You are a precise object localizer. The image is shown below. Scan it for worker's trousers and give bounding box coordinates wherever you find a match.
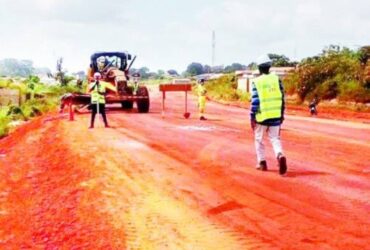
[90,103,108,127]
[198,96,206,116]
[254,124,283,163]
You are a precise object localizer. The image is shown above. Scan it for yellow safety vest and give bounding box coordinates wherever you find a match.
[197,84,207,96]
[254,74,282,122]
[89,81,116,104]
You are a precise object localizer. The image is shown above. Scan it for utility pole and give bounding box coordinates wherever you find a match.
[212,30,216,68]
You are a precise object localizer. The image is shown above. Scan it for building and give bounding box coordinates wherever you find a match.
[236,67,295,93]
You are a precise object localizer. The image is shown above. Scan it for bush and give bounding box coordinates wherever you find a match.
[20,98,57,120]
[0,108,10,138]
[205,74,240,101]
[0,118,10,138]
[237,90,250,102]
[283,73,299,95]
[338,80,370,103]
[7,105,26,121]
[286,46,369,103]
[315,80,339,100]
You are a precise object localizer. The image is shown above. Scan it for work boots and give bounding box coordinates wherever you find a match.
[200,116,207,120]
[256,160,267,171]
[277,153,287,175]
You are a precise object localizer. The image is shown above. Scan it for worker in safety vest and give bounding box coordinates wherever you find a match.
[132,72,141,94]
[250,54,287,175]
[88,72,117,128]
[197,79,207,120]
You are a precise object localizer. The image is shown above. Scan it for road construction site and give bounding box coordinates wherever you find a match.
[0,89,369,249]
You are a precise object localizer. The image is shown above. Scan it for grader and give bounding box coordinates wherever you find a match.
[61,51,150,113]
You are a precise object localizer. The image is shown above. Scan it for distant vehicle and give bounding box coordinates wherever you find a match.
[309,98,318,116]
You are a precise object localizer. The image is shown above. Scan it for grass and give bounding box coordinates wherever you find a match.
[0,76,82,138]
[202,74,250,102]
[0,107,10,138]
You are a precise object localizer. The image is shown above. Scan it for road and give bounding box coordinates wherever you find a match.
[0,89,369,249]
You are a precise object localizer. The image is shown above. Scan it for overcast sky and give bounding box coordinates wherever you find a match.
[0,0,369,73]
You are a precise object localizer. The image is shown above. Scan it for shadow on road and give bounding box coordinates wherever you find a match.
[284,170,330,178]
[207,201,245,215]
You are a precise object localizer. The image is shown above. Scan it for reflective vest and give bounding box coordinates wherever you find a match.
[254,74,282,122]
[89,81,116,104]
[197,84,207,96]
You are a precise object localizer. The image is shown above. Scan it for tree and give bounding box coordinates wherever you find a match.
[138,67,150,79]
[155,69,165,80]
[157,69,165,76]
[167,69,179,76]
[0,58,34,77]
[224,63,246,73]
[268,54,297,67]
[203,65,211,73]
[186,62,204,76]
[211,65,224,73]
[247,62,258,70]
[56,57,66,85]
[284,45,369,102]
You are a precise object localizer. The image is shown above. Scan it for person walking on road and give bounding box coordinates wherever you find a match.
[197,79,207,120]
[88,72,117,128]
[250,54,287,175]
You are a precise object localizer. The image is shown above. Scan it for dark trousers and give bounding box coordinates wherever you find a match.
[90,103,108,127]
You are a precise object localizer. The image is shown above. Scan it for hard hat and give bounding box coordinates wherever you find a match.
[256,54,272,67]
[93,72,102,79]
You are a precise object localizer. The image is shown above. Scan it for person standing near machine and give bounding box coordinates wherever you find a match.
[88,72,117,128]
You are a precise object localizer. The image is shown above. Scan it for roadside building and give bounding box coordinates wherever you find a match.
[236,67,295,93]
[194,73,224,82]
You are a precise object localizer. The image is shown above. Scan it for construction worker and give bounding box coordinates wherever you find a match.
[88,72,117,128]
[197,79,207,120]
[132,72,141,94]
[97,56,106,72]
[250,54,287,175]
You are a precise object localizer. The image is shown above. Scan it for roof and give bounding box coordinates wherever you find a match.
[235,67,295,77]
[90,52,132,61]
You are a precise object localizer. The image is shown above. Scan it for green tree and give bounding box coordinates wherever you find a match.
[268,54,297,67]
[56,57,66,85]
[247,62,258,70]
[186,62,204,76]
[224,63,246,73]
[0,58,34,77]
[284,45,369,103]
[167,69,179,76]
[138,67,150,79]
[203,65,211,73]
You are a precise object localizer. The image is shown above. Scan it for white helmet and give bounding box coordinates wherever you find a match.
[256,54,272,67]
[93,72,102,79]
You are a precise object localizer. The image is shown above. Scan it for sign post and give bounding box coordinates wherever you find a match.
[159,83,192,119]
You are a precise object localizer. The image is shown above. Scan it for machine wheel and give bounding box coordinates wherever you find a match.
[121,101,133,109]
[137,86,150,113]
[121,86,133,110]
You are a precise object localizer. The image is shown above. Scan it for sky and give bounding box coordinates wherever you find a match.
[0,0,369,73]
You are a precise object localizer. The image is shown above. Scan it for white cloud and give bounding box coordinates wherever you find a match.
[0,0,369,72]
